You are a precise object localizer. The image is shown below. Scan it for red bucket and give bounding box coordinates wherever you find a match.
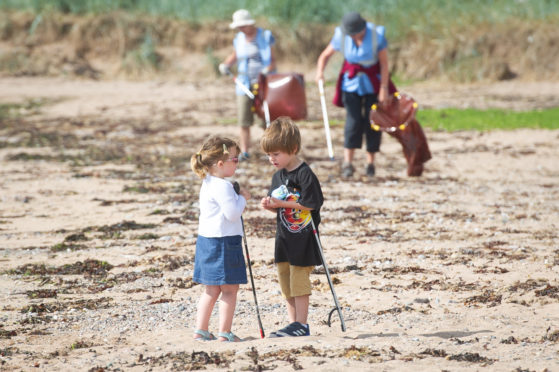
[254,73,307,121]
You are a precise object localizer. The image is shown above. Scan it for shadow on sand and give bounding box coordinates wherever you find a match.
[349,329,492,340]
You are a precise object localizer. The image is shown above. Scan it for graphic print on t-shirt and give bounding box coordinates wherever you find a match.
[273,186,311,233]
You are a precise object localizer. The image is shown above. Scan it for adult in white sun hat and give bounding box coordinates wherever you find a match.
[219,9,276,161]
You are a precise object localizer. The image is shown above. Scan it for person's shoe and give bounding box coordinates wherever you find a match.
[341,162,354,178]
[193,329,216,341]
[238,152,250,162]
[366,163,376,177]
[217,331,242,342]
[269,322,310,337]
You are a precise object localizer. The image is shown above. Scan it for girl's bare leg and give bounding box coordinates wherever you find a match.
[218,284,240,337]
[194,285,220,339]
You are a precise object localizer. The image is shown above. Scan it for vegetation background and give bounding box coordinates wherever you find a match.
[0,0,558,129]
[1,0,558,82]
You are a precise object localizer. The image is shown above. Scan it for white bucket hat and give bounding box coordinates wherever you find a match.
[229,9,256,29]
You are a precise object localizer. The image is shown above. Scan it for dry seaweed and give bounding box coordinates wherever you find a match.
[464,290,502,307]
[148,350,233,371]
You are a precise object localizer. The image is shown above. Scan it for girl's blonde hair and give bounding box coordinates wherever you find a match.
[260,116,300,154]
[190,136,241,178]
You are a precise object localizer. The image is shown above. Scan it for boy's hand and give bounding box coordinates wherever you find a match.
[260,196,275,211]
[266,197,283,209]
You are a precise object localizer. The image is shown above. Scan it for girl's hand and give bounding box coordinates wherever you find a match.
[240,187,251,200]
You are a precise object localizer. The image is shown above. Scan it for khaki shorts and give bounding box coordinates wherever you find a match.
[277,262,314,298]
[236,94,254,127]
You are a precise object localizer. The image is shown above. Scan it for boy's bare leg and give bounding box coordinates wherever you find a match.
[286,297,296,323]
[195,285,221,336]
[218,284,239,334]
[285,295,309,324]
[294,295,309,324]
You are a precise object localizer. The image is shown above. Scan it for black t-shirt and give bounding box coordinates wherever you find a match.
[268,162,324,266]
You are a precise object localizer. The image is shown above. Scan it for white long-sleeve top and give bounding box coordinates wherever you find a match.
[197,175,246,238]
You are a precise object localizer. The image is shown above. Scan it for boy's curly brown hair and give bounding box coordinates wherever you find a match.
[260,116,301,155]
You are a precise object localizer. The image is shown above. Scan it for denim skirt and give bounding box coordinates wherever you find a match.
[193,235,247,285]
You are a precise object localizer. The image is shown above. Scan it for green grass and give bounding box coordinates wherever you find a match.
[417,107,559,131]
[0,99,45,120]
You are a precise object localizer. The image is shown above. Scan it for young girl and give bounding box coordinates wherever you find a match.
[190,136,251,342]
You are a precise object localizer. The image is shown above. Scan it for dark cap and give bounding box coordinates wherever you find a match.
[341,12,366,35]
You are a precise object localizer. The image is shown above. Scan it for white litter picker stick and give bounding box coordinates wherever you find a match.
[318,79,334,160]
[233,77,255,99]
[226,69,255,99]
[227,69,270,126]
[263,100,271,128]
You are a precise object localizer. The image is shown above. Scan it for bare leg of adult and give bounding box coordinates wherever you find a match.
[194,285,221,339]
[218,284,240,340]
[366,151,375,164]
[342,148,356,177]
[344,148,355,164]
[366,151,376,176]
[240,127,250,155]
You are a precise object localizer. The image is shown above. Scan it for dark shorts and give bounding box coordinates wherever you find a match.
[193,235,247,285]
[342,91,382,152]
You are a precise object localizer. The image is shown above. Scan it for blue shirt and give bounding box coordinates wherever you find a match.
[233,28,275,96]
[330,22,388,95]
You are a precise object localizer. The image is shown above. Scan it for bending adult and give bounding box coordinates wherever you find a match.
[316,12,393,178]
[219,9,276,161]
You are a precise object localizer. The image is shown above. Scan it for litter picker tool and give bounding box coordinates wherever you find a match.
[318,79,334,160]
[233,182,265,339]
[226,68,270,126]
[225,68,255,99]
[262,100,271,127]
[311,218,346,332]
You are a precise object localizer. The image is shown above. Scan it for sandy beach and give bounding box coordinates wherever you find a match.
[1,76,558,371]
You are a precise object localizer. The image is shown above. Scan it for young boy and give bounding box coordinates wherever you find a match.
[260,117,324,337]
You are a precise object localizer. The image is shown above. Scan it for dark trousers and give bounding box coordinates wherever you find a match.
[342,91,382,152]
